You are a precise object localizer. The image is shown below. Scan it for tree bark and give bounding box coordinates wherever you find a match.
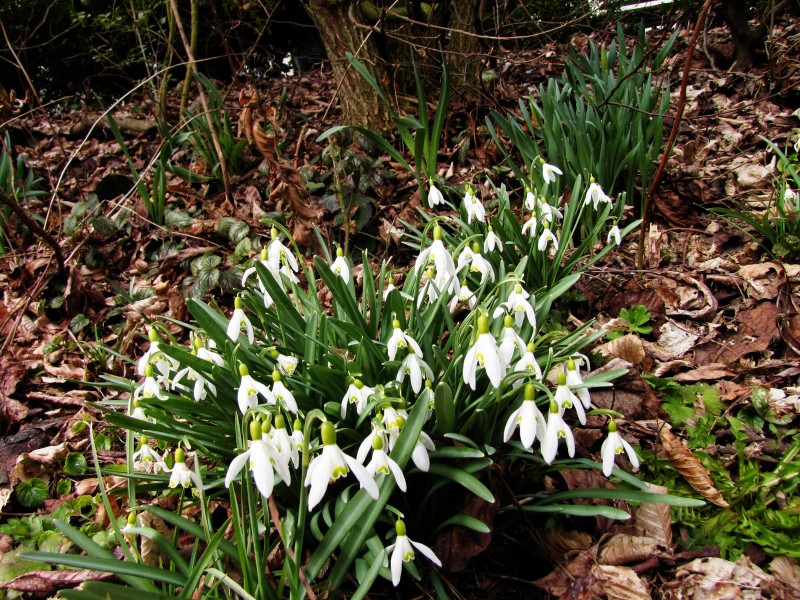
[301,0,391,131]
[721,0,766,70]
[448,0,482,104]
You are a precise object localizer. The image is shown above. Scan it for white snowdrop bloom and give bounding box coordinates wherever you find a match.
[386,520,442,586]
[607,223,621,246]
[227,297,255,344]
[601,420,640,477]
[418,268,457,308]
[513,341,543,385]
[463,314,506,390]
[565,358,592,409]
[137,327,178,380]
[498,315,526,368]
[524,187,537,211]
[522,214,538,238]
[132,437,162,472]
[225,420,291,498]
[275,353,298,377]
[194,336,224,367]
[427,182,445,208]
[448,279,477,312]
[396,350,434,394]
[542,161,563,184]
[554,371,586,425]
[493,283,536,329]
[414,226,457,283]
[270,414,296,470]
[165,448,202,489]
[784,187,798,207]
[173,361,216,402]
[541,400,575,464]
[267,227,299,274]
[463,185,485,224]
[484,226,503,252]
[584,178,612,210]
[134,365,169,402]
[237,363,274,414]
[340,379,375,418]
[270,370,298,413]
[537,226,559,253]
[386,319,423,361]
[365,435,406,492]
[291,418,304,468]
[242,247,280,308]
[331,247,351,284]
[411,431,435,472]
[503,383,546,450]
[130,400,152,423]
[465,244,495,284]
[456,244,475,273]
[305,421,379,510]
[538,198,563,224]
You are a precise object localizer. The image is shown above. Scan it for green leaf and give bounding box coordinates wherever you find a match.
[0,548,51,587]
[56,478,73,496]
[426,464,495,503]
[165,208,193,228]
[15,478,48,508]
[64,452,88,475]
[20,552,185,586]
[522,504,631,519]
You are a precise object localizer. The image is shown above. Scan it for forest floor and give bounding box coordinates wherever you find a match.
[2,15,800,599]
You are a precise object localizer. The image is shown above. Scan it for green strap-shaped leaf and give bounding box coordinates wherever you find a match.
[426,463,495,503]
[20,552,184,587]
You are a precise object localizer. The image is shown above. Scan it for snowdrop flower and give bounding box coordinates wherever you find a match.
[165,448,202,489]
[225,420,291,498]
[134,365,169,402]
[524,187,537,211]
[291,418,304,464]
[427,182,445,208]
[267,227,299,274]
[537,225,559,253]
[383,282,397,300]
[484,226,503,252]
[463,314,506,390]
[538,198,563,224]
[412,431,435,471]
[132,437,163,472]
[464,243,495,284]
[237,363,274,414]
[449,279,477,312]
[601,420,640,477]
[341,379,375,418]
[418,268,457,307]
[498,315,526,367]
[130,400,152,422]
[584,178,612,210]
[554,371,586,425]
[173,359,216,402]
[331,246,351,284]
[137,327,178,380]
[504,383,546,449]
[784,186,798,207]
[270,414,296,469]
[357,417,389,463]
[456,244,475,273]
[227,296,254,344]
[494,283,536,329]
[365,435,406,491]
[271,351,298,377]
[565,358,592,409]
[541,161,562,185]
[463,185,485,224]
[414,226,457,283]
[607,222,621,246]
[386,519,442,587]
[396,349,434,394]
[242,248,280,308]
[194,336,224,367]
[305,421,379,510]
[514,341,543,384]
[270,370,298,413]
[795,137,800,154]
[382,405,408,436]
[522,214,538,237]
[387,319,423,361]
[541,400,575,464]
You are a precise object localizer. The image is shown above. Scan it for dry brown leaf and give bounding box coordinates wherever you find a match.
[596,334,646,366]
[738,262,786,300]
[659,427,729,507]
[673,363,735,383]
[769,556,800,597]
[695,301,779,364]
[139,510,171,568]
[14,443,69,484]
[598,534,661,565]
[1,569,114,592]
[591,565,650,600]
[673,556,779,599]
[634,483,672,547]
[529,528,593,564]
[656,319,702,358]
[535,545,603,599]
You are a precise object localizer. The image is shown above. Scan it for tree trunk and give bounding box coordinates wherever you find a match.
[448,0,482,104]
[301,0,391,131]
[721,0,766,70]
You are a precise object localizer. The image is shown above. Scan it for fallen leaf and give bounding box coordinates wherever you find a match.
[634,483,672,547]
[656,320,702,358]
[659,427,729,507]
[591,564,651,599]
[673,364,735,383]
[769,556,800,597]
[535,545,603,599]
[596,334,647,367]
[2,569,114,592]
[673,556,780,598]
[738,262,786,300]
[434,493,498,573]
[599,534,661,566]
[694,301,779,364]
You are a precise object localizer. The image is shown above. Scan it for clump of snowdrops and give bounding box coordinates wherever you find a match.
[34,166,664,598]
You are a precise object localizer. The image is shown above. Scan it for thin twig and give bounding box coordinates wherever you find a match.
[637,0,715,270]
[0,190,66,278]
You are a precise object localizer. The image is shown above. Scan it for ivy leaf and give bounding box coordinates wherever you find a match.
[15,478,49,508]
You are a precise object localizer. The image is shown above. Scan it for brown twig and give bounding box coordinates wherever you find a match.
[637,0,715,270]
[0,190,66,278]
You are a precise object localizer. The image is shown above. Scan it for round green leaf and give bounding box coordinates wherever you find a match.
[15,478,49,508]
[56,479,73,497]
[64,452,88,475]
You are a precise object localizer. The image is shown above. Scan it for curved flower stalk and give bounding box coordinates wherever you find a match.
[463,314,505,390]
[386,519,442,586]
[504,383,545,450]
[225,419,291,498]
[305,421,379,510]
[227,296,254,344]
[237,363,274,414]
[541,400,575,464]
[493,283,536,329]
[601,420,640,477]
